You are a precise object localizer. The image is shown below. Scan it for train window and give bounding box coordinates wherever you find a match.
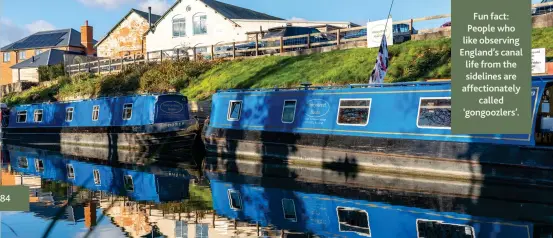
[93,169,101,185]
[122,103,133,120]
[417,219,474,238]
[16,111,27,123]
[66,107,74,122]
[33,109,43,122]
[337,207,371,236]
[67,164,75,179]
[227,190,242,210]
[35,159,44,172]
[417,97,451,129]
[227,101,242,121]
[282,100,297,123]
[124,175,134,191]
[92,105,100,121]
[282,199,297,221]
[18,157,28,168]
[337,99,371,126]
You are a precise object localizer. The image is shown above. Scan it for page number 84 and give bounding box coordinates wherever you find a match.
[0,195,11,202]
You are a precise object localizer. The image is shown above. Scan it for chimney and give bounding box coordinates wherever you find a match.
[80,20,95,56]
[148,7,152,28]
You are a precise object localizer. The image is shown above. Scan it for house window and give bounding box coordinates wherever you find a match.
[337,99,371,126]
[66,107,74,122]
[93,169,101,185]
[67,164,75,179]
[172,17,186,37]
[417,97,451,129]
[35,49,43,55]
[122,103,132,120]
[282,100,297,123]
[196,224,208,238]
[18,51,26,60]
[33,109,43,122]
[16,111,27,123]
[18,157,28,169]
[337,207,371,236]
[282,199,297,221]
[3,52,10,62]
[35,159,44,172]
[92,105,100,121]
[417,219,474,238]
[175,220,188,238]
[124,175,134,191]
[227,101,242,121]
[227,190,242,210]
[193,14,207,35]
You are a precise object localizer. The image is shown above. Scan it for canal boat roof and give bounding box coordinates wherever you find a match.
[215,76,553,93]
[12,92,185,107]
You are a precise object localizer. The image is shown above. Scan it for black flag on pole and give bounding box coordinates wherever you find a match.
[369,34,389,84]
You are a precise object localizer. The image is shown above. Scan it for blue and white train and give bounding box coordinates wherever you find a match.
[204,77,553,184]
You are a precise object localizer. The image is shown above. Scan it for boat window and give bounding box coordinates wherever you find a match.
[282,199,297,221]
[122,103,133,120]
[16,111,27,123]
[282,100,297,123]
[227,101,242,121]
[18,157,28,168]
[417,98,451,129]
[92,105,100,121]
[337,99,371,126]
[66,107,74,122]
[417,219,474,238]
[93,169,101,185]
[227,190,242,210]
[67,164,75,179]
[33,109,43,122]
[337,207,371,236]
[124,175,134,191]
[35,159,44,172]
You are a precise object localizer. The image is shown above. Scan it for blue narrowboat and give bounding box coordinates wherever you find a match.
[1,93,199,151]
[207,171,552,238]
[5,145,190,202]
[203,76,553,184]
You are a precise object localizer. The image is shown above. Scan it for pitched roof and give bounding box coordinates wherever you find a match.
[146,0,283,34]
[201,0,283,20]
[10,49,84,69]
[0,29,96,52]
[95,8,161,47]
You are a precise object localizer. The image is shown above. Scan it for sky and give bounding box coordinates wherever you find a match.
[0,0,544,48]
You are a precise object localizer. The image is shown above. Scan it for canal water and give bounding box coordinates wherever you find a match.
[1,143,553,238]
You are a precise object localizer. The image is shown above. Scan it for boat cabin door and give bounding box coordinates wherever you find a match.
[537,83,553,145]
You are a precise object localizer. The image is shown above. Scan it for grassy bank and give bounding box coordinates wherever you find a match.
[4,26,553,105]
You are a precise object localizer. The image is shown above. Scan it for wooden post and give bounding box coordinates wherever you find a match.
[121,56,125,71]
[257,222,260,236]
[176,49,180,60]
[234,219,237,230]
[97,59,101,75]
[409,19,414,34]
[255,34,259,56]
[133,54,136,65]
[160,50,163,62]
[280,37,284,54]
[210,45,215,60]
[193,47,197,61]
[337,29,341,45]
[212,210,216,228]
[232,42,236,59]
[77,63,80,74]
[307,33,311,49]
[108,58,112,73]
[146,52,149,63]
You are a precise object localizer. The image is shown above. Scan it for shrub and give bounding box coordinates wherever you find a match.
[38,64,65,82]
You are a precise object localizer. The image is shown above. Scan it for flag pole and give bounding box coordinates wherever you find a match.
[382,0,396,39]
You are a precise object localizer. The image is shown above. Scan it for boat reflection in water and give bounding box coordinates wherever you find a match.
[206,169,553,238]
[4,144,191,202]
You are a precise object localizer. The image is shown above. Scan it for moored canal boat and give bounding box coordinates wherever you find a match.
[1,93,199,152]
[203,76,553,184]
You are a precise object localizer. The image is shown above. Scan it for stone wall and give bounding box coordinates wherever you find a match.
[0,81,38,98]
[533,12,553,28]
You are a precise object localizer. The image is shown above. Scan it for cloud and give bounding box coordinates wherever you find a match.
[138,0,171,15]
[77,0,134,10]
[25,20,56,34]
[0,18,55,48]
[289,17,307,21]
